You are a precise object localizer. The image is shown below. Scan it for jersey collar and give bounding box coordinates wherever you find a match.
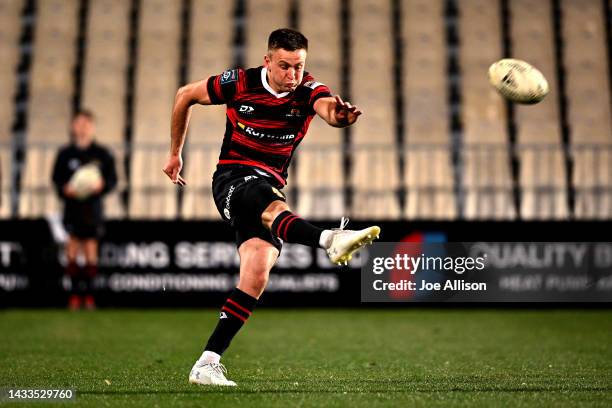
[261,67,290,98]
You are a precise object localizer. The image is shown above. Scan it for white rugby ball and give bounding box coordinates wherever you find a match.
[488,58,549,104]
[69,163,102,200]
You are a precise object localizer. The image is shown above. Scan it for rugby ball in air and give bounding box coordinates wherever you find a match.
[488,58,549,104]
[69,163,102,200]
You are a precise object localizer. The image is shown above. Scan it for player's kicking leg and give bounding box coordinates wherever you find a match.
[262,201,381,265]
[189,238,277,386]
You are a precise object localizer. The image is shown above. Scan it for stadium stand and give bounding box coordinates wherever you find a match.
[511,0,568,220]
[0,0,23,218]
[561,0,612,218]
[458,0,515,220]
[0,0,22,143]
[20,0,78,217]
[350,0,401,219]
[245,0,290,68]
[181,0,233,219]
[82,0,130,219]
[129,0,182,218]
[295,0,345,219]
[3,0,610,221]
[27,0,78,143]
[401,0,456,219]
[129,146,178,219]
[19,144,61,217]
[0,146,11,218]
[82,0,129,145]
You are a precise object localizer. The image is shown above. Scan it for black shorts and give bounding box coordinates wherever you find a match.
[212,165,286,252]
[64,219,104,240]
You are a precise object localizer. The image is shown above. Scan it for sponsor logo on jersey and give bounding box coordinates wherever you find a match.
[303,80,323,90]
[220,69,238,84]
[243,175,258,182]
[237,122,295,141]
[239,105,254,113]
[286,108,303,118]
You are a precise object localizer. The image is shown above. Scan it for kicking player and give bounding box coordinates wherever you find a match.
[163,28,380,386]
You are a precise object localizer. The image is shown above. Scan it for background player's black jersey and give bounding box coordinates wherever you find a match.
[206,66,332,187]
[52,141,117,226]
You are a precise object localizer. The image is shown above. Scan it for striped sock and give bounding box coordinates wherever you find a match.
[271,210,323,248]
[204,288,257,355]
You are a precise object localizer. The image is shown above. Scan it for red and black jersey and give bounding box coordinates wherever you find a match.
[206,66,332,187]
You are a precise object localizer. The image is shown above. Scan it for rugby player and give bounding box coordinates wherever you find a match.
[163,28,380,386]
[52,110,117,310]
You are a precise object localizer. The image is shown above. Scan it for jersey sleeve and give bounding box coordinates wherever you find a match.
[100,147,118,196]
[51,148,70,199]
[206,68,244,104]
[303,76,333,112]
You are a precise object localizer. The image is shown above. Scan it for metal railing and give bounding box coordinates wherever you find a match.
[5,141,612,220]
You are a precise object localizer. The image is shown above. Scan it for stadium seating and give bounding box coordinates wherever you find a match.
[82,0,130,145]
[129,0,182,218]
[0,0,21,217]
[404,147,456,219]
[6,0,612,221]
[128,147,178,219]
[462,145,516,219]
[510,0,568,220]
[510,0,561,143]
[561,0,612,218]
[133,0,181,143]
[458,0,507,145]
[350,0,400,219]
[245,0,290,68]
[27,0,78,142]
[401,0,456,219]
[19,144,61,217]
[295,140,345,219]
[180,0,233,219]
[20,0,77,216]
[351,147,401,219]
[180,144,221,219]
[80,0,131,219]
[458,0,515,219]
[0,0,23,144]
[401,0,448,144]
[0,145,11,218]
[294,0,345,219]
[298,0,342,93]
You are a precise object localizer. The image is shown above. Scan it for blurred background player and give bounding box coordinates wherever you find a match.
[52,110,117,310]
[163,28,380,386]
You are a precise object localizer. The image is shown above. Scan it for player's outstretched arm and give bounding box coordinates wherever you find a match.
[313,95,363,128]
[163,79,213,185]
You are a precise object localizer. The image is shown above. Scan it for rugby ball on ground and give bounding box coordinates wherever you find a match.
[69,163,102,200]
[488,58,549,104]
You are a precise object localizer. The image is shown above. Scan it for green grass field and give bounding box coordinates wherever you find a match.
[0,309,611,407]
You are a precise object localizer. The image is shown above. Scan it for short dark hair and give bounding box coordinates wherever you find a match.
[267,28,308,52]
[73,109,95,121]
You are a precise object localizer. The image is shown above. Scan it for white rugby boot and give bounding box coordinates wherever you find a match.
[189,361,237,386]
[325,217,381,265]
